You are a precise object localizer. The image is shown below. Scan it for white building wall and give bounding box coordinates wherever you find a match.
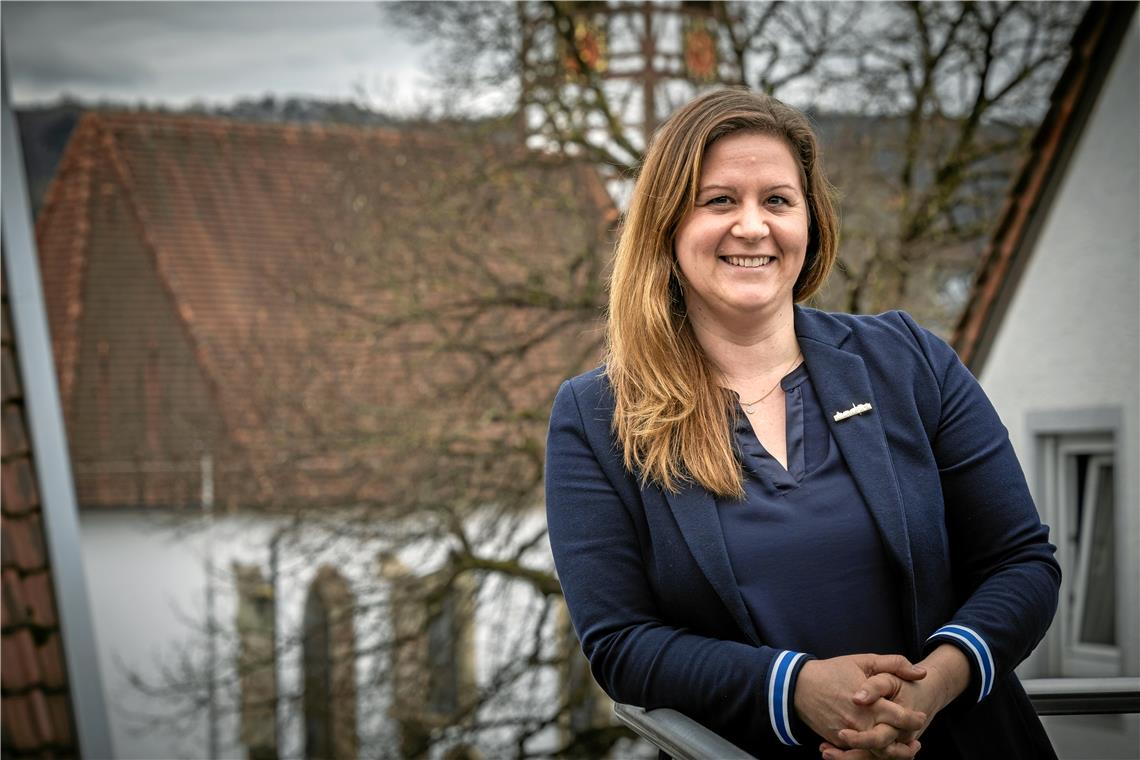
[77,507,601,760]
[80,511,248,760]
[976,13,1139,759]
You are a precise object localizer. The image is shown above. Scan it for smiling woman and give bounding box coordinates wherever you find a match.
[545,88,1062,759]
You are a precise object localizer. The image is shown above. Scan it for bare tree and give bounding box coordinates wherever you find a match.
[821,1,1084,329]
[389,0,1083,330]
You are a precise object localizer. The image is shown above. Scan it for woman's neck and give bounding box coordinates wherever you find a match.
[688,303,800,388]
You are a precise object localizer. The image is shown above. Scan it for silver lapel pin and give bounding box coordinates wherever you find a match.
[833,402,873,422]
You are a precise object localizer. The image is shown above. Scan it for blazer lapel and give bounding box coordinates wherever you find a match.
[796,309,919,647]
[663,485,762,644]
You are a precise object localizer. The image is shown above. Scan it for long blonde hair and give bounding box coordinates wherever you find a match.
[606,88,838,498]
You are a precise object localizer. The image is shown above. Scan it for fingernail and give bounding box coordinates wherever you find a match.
[854,689,869,701]
[914,666,927,674]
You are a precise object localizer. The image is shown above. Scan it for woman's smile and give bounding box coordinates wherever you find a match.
[720,255,775,268]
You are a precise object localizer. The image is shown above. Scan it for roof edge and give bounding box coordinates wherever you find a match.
[952,2,1138,372]
[32,112,103,419]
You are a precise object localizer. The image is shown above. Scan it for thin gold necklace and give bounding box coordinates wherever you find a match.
[739,352,802,415]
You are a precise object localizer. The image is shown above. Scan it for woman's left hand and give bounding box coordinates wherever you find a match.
[819,644,971,760]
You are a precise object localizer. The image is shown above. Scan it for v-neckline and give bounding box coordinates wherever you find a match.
[735,363,808,490]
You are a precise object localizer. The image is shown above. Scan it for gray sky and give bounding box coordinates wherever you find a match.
[2,1,435,111]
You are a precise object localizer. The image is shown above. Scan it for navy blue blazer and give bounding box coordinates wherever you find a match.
[545,308,1061,758]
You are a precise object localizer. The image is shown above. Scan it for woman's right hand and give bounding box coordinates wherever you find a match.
[793,654,928,759]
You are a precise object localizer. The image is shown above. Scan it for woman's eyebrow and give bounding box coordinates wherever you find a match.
[697,182,801,194]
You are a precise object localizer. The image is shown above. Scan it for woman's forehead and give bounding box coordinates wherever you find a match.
[698,132,803,185]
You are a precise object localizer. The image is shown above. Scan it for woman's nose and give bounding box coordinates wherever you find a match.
[731,204,769,240]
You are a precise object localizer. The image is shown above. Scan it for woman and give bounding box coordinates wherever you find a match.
[545,88,1060,759]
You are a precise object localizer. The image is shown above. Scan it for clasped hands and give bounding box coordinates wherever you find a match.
[793,646,970,760]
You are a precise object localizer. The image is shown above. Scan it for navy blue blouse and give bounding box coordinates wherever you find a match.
[716,363,908,658]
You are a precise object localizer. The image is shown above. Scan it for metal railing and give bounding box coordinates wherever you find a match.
[614,677,1140,760]
[1023,676,1140,715]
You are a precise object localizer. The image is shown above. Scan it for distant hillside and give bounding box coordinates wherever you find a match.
[15,103,85,217]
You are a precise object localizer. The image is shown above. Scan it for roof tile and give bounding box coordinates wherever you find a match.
[2,402,30,459]
[46,692,76,748]
[1,512,48,572]
[0,628,43,693]
[21,571,58,629]
[1,458,40,516]
[1,694,42,749]
[36,632,69,690]
[1,567,30,628]
[1,346,21,403]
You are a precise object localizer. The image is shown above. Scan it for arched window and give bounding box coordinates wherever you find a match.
[384,562,476,758]
[302,567,357,760]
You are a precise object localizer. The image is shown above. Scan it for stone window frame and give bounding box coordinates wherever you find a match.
[382,559,477,758]
[233,562,278,760]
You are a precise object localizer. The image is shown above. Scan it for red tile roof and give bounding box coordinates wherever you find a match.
[35,112,617,510]
[1,277,79,756]
[952,2,1138,369]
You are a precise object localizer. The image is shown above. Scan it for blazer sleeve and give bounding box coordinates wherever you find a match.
[901,313,1061,704]
[545,378,815,749]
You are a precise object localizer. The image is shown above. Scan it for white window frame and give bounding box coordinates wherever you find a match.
[1029,408,1126,679]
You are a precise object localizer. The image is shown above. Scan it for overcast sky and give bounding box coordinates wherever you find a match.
[2,1,436,111]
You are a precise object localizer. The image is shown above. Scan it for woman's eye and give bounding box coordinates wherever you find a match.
[767,195,789,206]
[704,195,732,206]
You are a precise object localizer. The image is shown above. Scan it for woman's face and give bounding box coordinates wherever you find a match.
[674,131,809,329]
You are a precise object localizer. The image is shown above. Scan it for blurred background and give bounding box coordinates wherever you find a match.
[1,2,1136,758]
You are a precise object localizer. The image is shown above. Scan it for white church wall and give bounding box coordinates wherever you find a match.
[77,504,602,759]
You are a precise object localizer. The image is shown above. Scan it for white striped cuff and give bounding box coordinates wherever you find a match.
[768,650,808,746]
[927,624,995,702]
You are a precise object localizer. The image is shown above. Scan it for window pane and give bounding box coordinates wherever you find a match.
[427,593,459,715]
[303,592,332,758]
[1079,461,1116,646]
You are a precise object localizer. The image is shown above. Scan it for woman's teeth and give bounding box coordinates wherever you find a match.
[722,256,772,268]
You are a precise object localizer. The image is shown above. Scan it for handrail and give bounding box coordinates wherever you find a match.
[1022,677,1140,715]
[612,704,753,760]
[614,677,1140,760]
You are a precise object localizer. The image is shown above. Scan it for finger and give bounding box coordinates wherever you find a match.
[834,733,922,760]
[835,723,899,750]
[870,697,927,733]
[853,673,904,704]
[821,740,922,760]
[819,744,875,760]
[863,654,927,681]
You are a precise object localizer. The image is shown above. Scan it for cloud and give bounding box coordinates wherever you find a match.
[3,1,429,108]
